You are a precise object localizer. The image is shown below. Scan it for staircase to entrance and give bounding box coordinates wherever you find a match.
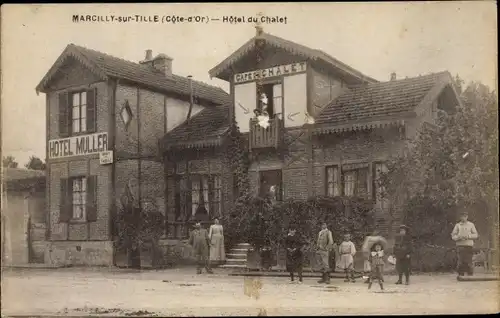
[220,243,251,269]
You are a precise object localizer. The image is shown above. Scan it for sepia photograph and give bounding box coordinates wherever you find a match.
[1,2,498,316]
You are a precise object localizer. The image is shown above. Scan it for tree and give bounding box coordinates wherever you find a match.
[25,156,46,170]
[2,156,19,168]
[381,77,498,248]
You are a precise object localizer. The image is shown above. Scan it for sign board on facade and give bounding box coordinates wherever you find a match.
[48,132,109,159]
[99,150,113,165]
[234,62,307,84]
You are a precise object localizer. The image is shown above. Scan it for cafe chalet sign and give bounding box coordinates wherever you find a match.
[234,62,307,84]
[48,132,109,159]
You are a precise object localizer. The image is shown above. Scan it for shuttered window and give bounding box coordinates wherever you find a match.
[58,88,96,137]
[59,176,97,222]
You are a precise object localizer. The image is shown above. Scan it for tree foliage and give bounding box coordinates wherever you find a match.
[25,156,46,170]
[2,155,18,168]
[381,77,498,246]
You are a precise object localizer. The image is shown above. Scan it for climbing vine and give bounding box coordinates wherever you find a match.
[225,122,251,198]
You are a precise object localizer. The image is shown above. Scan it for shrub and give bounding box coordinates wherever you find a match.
[222,195,374,252]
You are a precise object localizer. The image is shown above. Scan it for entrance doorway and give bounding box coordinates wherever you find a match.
[259,170,283,201]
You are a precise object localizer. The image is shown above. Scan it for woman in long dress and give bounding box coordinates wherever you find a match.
[285,226,305,283]
[209,218,226,266]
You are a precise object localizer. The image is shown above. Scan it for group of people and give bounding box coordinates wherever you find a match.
[284,223,412,290]
[188,210,480,285]
[188,218,226,274]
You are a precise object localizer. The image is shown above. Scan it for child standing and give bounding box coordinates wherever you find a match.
[368,242,385,290]
[338,233,357,283]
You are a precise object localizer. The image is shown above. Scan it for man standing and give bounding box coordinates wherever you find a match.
[316,222,334,284]
[394,225,413,285]
[189,222,213,274]
[451,210,479,278]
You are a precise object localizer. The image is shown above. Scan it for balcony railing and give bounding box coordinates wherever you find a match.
[249,116,282,149]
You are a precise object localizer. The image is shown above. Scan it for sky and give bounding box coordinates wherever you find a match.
[1,2,497,166]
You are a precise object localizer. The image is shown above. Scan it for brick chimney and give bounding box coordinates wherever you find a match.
[152,53,173,77]
[139,50,173,76]
[390,72,397,81]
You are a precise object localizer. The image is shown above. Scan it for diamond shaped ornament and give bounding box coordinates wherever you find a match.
[120,101,133,127]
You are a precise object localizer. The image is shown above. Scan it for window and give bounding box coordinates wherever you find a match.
[58,89,96,137]
[72,91,87,133]
[72,177,87,220]
[326,166,340,197]
[260,82,282,118]
[177,174,222,220]
[325,164,369,199]
[59,176,97,223]
[259,170,283,201]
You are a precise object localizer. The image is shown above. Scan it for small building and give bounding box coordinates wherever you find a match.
[35,44,229,266]
[161,30,461,240]
[1,168,46,266]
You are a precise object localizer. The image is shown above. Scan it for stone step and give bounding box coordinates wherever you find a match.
[219,264,247,269]
[226,259,247,265]
[235,243,251,247]
[227,253,247,259]
[229,248,250,253]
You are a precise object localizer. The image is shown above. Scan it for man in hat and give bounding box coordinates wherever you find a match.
[394,224,413,285]
[188,222,213,274]
[451,210,478,278]
[316,222,334,284]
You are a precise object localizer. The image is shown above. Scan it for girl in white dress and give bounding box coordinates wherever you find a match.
[338,233,357,283]
[209,218,226,265]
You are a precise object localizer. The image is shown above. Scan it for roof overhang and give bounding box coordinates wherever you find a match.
[162,137,225,153]
[312,113,415,136]
[36,44,108,95]
[209,32,378,84]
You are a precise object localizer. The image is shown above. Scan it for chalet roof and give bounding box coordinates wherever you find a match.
[36,44,230,106]
[2,168,46,192]
[314,71,457,134]
[209,32,378,84]
[160,103,231,152]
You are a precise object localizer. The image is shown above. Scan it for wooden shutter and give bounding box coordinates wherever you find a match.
[86,88,97,133]
[86,176,98,222]
[58,92,69,137]
[59,178,71,222]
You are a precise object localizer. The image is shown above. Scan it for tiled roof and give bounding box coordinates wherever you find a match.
[36,44,230,106]
[161,103,231,151]
[315,71,451,125]
[209,32,378,84]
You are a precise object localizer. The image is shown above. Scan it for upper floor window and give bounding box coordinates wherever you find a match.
[72,91,87,133]
[58,88,96,137]
[258,82,282,118]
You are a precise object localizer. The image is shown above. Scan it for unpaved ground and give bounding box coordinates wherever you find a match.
[1,267,499,316]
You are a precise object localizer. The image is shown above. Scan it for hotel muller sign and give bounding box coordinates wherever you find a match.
[48,132,109,159]
[234,62,307,84]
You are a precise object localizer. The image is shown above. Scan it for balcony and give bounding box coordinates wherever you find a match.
[249,116,282,149]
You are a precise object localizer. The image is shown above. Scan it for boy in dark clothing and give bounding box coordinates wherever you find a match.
[394,224,413,285]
